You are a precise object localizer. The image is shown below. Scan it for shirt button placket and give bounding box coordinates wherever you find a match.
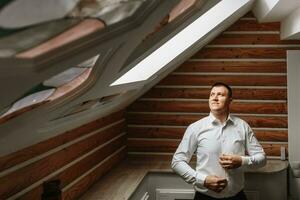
[221,125,226,143]
[221,124,226,154]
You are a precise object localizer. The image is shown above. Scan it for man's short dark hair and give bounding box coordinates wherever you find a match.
[211,82,232,98]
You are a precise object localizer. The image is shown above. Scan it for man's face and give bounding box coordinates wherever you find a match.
[209,86,232,113]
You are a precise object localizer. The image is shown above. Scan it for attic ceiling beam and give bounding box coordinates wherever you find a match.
[252,0,300,40]
[252,0,280,22]
[281,7,300,40]
[252,0,300,22]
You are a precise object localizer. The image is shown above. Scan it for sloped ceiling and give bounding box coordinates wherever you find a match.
[3,0,296,156]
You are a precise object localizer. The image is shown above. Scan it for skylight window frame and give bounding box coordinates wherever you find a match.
[111,0,253,86]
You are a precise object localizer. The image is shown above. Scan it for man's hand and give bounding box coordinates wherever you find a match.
[204,175,227,193]
[219,154,242,169]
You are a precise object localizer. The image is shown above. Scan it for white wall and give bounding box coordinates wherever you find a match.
[287,50,300,200]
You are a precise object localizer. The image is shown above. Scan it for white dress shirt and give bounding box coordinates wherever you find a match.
[171,113,266,198]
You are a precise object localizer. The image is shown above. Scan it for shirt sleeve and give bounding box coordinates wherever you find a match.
[241,124,267,168]
[171,125,207,187]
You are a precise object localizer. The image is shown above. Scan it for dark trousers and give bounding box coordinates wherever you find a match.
[194,190,247,200]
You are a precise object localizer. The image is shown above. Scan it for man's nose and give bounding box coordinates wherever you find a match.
[211,95,218,100]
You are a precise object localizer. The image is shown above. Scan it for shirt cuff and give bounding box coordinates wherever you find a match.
[241,156,251,166]
[194,172,207,188]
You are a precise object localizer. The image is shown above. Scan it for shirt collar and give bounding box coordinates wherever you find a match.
[227,114,235,125]
[208,112,235,125]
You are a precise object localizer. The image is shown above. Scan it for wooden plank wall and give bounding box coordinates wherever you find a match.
[0,110,126,200]
[127,13,300,160]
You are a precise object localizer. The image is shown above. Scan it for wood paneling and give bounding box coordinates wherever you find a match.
[127,127,287,142]
[62,148,126,200]
[143,88,287,100]
[127,113,205,126]
[241,115,287,128]
[255,130,288,142]
[127,113,287,128]
[263,143,288,157]
[128,139,179,153]
[210,34,300,45]
[128,139,287,157]
[159,75,287,86]
[129,101,287,114]
[128,127,185,139]
[232,88,286,100]
[192,47,288,59]
[0,110,124,172]
[19,186,42,200]
[175,61,286,73]
[20,137,126,199]
[0,122,125,199]
[227,20,280,31]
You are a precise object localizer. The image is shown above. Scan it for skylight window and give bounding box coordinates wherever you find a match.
[111,0,251,86]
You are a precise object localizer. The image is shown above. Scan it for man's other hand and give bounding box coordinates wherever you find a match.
[219,154,242,169]
[204,175,227,193]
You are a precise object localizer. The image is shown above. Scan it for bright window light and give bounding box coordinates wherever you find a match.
[111,0,251,86]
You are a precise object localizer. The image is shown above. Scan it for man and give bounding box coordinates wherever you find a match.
[171,82,266,200]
